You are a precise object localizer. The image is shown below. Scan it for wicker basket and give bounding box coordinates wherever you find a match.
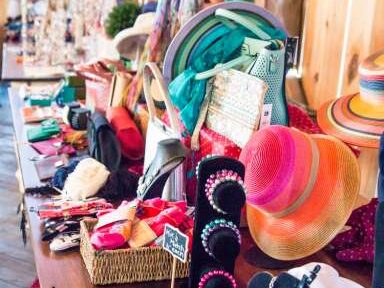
[80,219,190,285]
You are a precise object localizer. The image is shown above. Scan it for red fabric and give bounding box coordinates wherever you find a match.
[162,113,240,204]
[288,104,322,134]
[146,206,187,236]
[30,278,40,288]
[138,198,187,219]
[331,198,376,263]
[37,199,113,219]
[106,107,145,160]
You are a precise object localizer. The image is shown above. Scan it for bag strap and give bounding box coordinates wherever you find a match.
[195,55,252,80]
[143,62,180,133]
[215,8,271,40]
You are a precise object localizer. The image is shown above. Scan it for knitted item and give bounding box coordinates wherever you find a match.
[331,198,377,263]
[63,158,110,200]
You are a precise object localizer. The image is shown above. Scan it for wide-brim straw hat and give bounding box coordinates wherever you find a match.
[317,49,384,148]
[113,13,155,60]
[240,125,360,260]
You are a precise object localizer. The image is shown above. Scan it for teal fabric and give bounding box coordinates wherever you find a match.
[168,16,286,133]
[169,28,247,132]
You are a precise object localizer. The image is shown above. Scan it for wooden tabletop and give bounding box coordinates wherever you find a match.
[9,87,372,288]
[2,43,64,82]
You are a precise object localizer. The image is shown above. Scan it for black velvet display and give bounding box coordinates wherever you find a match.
[207,228,241,264]
[188,156,246,288]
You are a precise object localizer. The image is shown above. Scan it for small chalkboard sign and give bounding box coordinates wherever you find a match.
[163,224,189,263]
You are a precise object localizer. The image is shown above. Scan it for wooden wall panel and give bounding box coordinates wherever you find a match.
[0,0,8,26]
[301,0,384,109]
[254,0,304,36]
[301,0,349,109]
[338,0,384,96]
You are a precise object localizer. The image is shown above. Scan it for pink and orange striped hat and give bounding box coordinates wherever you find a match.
[240,125,360,260]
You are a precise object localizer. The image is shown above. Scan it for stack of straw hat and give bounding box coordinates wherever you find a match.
[317,49,384,148]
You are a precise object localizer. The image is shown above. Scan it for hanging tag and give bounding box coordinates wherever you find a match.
[259,104,273,129]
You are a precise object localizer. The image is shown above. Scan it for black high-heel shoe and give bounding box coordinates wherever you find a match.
[137,139,189,200]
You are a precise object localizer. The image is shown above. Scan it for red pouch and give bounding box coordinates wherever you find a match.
[106,107,145,160]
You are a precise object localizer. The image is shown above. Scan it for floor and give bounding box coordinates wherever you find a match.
[0,83,36,288]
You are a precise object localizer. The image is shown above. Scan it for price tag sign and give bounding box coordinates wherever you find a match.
[163,224,189,263]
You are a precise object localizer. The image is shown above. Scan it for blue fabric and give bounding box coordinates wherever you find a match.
[360,80,384,91]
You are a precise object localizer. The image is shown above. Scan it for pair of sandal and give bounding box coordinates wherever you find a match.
[49,231,81,252]
[42,216,84,241]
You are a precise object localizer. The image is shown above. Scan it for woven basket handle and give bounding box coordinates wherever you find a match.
[143,62,180,133]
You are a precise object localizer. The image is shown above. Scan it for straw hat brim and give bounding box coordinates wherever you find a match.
[246,134,360,260]
[317,94,384,148]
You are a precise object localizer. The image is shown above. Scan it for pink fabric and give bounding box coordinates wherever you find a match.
[31,137,76,156]
[91,223,129,250]
[91,199,190,250]
[331,198,376,263]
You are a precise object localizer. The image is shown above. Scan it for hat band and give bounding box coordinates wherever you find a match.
[268,134,320,218]
[359,88,384,105]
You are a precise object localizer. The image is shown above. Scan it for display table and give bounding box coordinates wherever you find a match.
[9,87,372,288]
[2,44,64,82]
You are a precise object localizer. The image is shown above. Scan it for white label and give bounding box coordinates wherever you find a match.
[259,104,273,129]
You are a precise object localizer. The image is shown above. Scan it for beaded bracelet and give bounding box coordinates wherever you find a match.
[198,270,237,288]
[195,154,217,181]
[205,169,247,214]
[201,219,241,257]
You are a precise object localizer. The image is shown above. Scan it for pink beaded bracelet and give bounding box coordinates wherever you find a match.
[198,270,237,288]
[204,169,247,214]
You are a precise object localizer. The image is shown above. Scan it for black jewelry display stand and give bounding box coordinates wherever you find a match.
[188,156,246,288]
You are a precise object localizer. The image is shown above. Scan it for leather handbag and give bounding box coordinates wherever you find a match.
[143,62,185,201]
[106,107,145,160]
[87,112,121,171]
[214,8,289,127]
[204,69,268,148]
[247,41,288,126]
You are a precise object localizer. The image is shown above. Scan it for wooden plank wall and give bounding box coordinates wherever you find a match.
[301,0,384,110]
[0,0,8,26]
[254,0,304,36]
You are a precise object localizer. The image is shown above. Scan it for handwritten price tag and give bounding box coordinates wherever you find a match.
[163,224,189,263]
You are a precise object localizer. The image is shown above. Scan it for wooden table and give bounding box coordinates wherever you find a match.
[9,87,372,288]
[2,43,64,82]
